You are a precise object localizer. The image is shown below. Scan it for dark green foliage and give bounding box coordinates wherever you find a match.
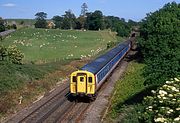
[104,16,131,37]
[34,12,47,28]
[35,12,47,20]
[0,17,5,32]
[106,41,119,49]
[34,19,47,28]
[85,10,104,30]
[61,10,76,29]
[128,19,139,27]
[12,24,17,29]
[138,2,180,85]
[52,15,63,29]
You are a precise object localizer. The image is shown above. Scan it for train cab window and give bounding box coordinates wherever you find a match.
[80,77,84,82]
[88,77,92,83]
[73,76,77,82]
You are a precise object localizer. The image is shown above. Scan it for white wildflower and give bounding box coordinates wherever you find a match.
[168,94,173,97]
[148,106,153,109]
[159,90,167,95]
[169,109,173,112]
[174,117,180,121]
[163,84,168,87]
[174,78,179,82]
[166,81,172,84]
[154,117,166,122]
[176,108,180,111]
[151,90,156,94]
[162,97,167,100]
[157,95,161,99]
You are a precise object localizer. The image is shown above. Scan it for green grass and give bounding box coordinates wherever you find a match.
[2,28,119,63]
[0,60,68,94]
[108,61,146,119]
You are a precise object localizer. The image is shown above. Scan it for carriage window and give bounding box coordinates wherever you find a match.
[80,77,84,82]
[88,77,92,83]
[73,76,77,82]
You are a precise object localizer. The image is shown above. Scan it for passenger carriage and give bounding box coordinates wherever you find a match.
[70,40,132,99]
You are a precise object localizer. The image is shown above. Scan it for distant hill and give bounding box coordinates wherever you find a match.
[6,19,36,27]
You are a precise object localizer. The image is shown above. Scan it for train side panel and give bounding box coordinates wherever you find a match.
[95,42,131,90]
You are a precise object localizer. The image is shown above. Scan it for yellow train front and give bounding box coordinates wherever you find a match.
[70,70,96,97]
[70,40,132,99]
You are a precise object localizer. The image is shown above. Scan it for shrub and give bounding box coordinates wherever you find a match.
[138,2,180,85]
[140,77,180,123]
[7,45,24,64]
[0,45,24,64]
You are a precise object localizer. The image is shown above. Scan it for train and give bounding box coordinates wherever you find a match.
[70,39,133,100]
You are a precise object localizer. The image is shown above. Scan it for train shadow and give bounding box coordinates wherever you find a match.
[66,93,91,103]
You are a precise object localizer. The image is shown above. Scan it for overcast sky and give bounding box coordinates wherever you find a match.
[0,0,179,21]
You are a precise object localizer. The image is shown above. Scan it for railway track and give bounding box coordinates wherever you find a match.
[6,81,92,123]
[6,82,70,123]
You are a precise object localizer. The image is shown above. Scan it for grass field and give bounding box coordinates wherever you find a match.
[107,61,146,121]
[2,28,120,63]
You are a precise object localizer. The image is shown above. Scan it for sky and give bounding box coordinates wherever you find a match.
[0,0,179,21]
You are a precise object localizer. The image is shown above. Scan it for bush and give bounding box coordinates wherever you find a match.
[0,45,24,64]
[34,19,47,28]
[140,77,180,123]
[106,41,119,49]
[138,2,180,85]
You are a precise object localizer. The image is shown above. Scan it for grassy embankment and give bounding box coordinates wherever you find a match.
[0,28,123,118]
[106,61,146,122]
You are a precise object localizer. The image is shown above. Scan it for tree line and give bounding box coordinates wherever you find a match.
[34,3,138,37]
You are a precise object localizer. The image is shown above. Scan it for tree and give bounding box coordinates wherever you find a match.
[104,16,131,37]
[81,3,88,17]
[35,12,47,20]
[19,20,24,25]
[128,19,138,27]
[34,12,47,28]
[61,9,76,29]
[85,10,104,30]
[75,16,86,29]
[52,15,63,29]
[138,2,180,85]
[0,17,5,32]
[11,24,17,29]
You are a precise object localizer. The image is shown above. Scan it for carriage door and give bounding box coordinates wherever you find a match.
[77,75,86,93]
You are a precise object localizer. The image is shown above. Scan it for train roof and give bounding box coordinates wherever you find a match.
[81,40,130,74]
